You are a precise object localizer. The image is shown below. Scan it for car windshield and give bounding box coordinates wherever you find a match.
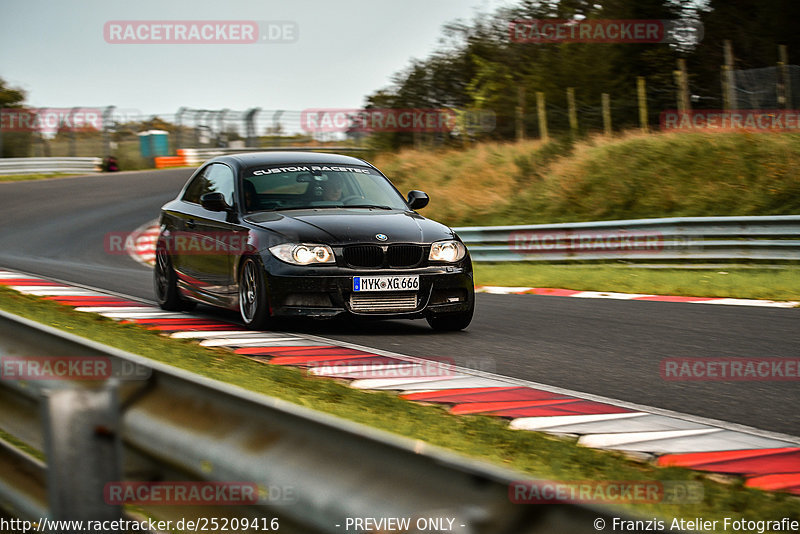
[240,164,410,213]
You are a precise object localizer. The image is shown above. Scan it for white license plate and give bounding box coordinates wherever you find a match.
[353,275,419,292]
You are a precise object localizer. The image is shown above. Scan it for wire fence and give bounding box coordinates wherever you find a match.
[1,63,799,169]
[732,65,800,109]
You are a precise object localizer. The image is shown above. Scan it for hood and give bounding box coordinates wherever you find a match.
[245,208,455,245]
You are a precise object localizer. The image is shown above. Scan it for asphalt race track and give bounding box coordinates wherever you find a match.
[0,170,797,435]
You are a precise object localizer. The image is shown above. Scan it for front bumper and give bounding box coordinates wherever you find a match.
[260,257,474,320]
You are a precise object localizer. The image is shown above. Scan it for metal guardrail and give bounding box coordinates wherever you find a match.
[454,215,800,262]
[0,157,102,175]
[0,310,655,534]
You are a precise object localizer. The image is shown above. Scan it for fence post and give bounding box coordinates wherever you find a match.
[43,385,123,531]
[42,122,51,157]
[637,77,649,133]
[245,107,260,147]
[271,110,284,146]
[722,40,736,110]
[778,45,792,109]
[196,110,209,146]
[536,91,548,142]
[174,107,186,153]
[567,87,578,135]
[102,106,115,157]
[68,107,79,157]
[675,59,691,113]
[216,109,229,147]
[602,93,612,136]
[516,86,525,141]
[459,110,469,148]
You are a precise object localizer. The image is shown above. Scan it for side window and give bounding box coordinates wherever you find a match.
[205,164,235,207]
[181,167,211,204]
[181,164,235,207]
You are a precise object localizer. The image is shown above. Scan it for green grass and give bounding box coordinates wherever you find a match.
[0,286,797,525]
[474,264,800,301]
[0,173,89,182]
[0,428,43,461]
[374,131,800,227]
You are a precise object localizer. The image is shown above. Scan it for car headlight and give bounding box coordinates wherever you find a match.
[428,240,466,263]
[269,243,335,265]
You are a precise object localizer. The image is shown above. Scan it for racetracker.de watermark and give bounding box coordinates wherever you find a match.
[510,230,668,255]
[104,482,261,505]
[661,110,800,132]
[509,480,703,504]
[509,19,703,44]
[305,357,459,379]
[105,231,254,256]
[104,20,298,44]
[0,107,104,134]
[301,108,461,133]
[661,358,800,381]
[0,356,150,381]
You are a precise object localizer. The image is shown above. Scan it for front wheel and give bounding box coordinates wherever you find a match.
[154,246,196,311]
[239,256,272,330]
[426,305,474,332]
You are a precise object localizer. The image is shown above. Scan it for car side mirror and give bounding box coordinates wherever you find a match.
[407,190,429,210]
[200,192,231,212]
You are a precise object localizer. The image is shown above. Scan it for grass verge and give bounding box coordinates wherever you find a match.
[374,131,800,227]
[0,173,89,182]
[473,264,800,302]
[0,285,797,524]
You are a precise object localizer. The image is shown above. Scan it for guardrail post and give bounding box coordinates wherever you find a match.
[43,385,122,531]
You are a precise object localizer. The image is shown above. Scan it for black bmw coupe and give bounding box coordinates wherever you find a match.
[154,152,474,331]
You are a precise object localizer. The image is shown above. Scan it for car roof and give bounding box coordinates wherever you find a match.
[209,151,374,169]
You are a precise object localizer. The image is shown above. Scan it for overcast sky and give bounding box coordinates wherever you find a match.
[1,0,511,117]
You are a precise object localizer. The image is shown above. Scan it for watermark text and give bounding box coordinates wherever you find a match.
[661,358,799,381]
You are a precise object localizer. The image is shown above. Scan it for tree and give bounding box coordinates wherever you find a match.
[0,77,30,157]
[0,77,25,109]
[364,0,796,146]
[688,0,800,108]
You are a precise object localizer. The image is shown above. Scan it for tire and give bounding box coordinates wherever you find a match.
[238,256,272,330]
[154,246,196,311]
[426,305,474,332]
